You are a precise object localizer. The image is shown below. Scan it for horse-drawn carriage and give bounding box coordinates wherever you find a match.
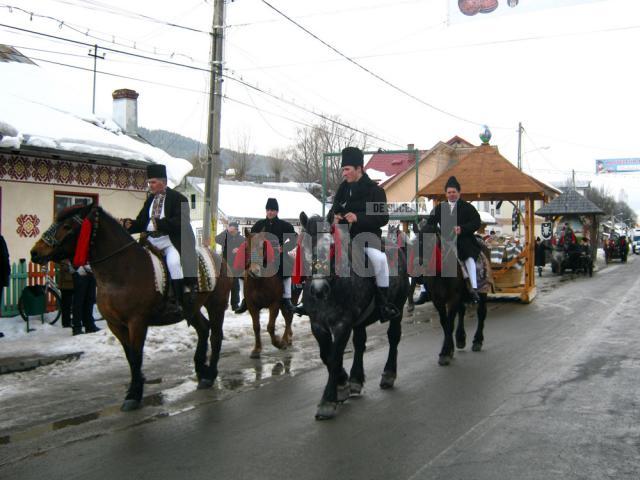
[604,234,628,264]
[550,243,593,276]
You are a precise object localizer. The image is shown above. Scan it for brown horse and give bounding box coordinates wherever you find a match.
[30,204,231,411]
[241,231,294,359]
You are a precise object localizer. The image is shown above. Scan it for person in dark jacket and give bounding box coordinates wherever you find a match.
[535,236,551,277]
[71,264,101,335]
[0,234,9,337]
[427,175,482,303]
[234,198,298,314]
[328,146,400,322]
[216,221,245,311]
[123,164,197,320]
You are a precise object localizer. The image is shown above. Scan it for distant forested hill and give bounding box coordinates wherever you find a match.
[139,126,295,180]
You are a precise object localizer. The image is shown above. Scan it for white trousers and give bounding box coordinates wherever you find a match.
[238,277,291,298]
[148,235,184,280]
[365,247,389,288]
[464,257,478,289]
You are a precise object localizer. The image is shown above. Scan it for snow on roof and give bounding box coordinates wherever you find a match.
[193,179,323,221]
[0,60,192,187]
[478,210,497,224]
[366,168,393,184]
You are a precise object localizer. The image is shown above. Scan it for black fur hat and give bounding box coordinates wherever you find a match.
[146,164,167,179]
[341,146,364,168]
[444,175,461,192]
[265,197,279,211]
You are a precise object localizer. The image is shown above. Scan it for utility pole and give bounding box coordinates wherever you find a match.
[517,121,523,170]
[88,45,105,114]
[202,0,225,247]
[517,122,523,237]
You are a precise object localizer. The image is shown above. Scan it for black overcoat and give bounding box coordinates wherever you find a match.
[329,173,389,247]
[0,234,9,289]
[428,200,481,261]
[128,187,197,279]
[251,216,296,277]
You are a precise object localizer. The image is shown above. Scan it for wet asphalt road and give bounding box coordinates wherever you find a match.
[2,258,640,479]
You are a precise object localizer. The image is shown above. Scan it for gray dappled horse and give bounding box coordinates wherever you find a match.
[299,213,409,420]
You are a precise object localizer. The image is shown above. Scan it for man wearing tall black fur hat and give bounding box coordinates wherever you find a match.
[234,197,298,314]
[328,146,400,322]
[427,175,482,303]
[123,163,197,320]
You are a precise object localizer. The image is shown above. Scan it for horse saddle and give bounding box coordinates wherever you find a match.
[458,252,494,295]
[144,246,218,295]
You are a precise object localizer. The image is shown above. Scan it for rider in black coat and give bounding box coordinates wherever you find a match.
[125,164,197,319]
[427,175,482,303]
[327,146,400,322]
[234,198,298,314]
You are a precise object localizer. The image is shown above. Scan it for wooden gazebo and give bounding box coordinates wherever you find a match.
[535,188,604,260]
[417,143,559,303]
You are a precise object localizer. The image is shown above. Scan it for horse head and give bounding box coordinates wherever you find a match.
[244,230,277,279]
[30,203,97,265]
[300,211,334,300]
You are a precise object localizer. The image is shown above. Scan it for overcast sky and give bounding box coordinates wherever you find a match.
[2,0,640,215]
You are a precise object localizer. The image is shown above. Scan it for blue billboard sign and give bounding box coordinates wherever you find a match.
[595,158,640,174]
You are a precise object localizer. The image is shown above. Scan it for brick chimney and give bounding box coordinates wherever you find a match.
[112,89,139,135]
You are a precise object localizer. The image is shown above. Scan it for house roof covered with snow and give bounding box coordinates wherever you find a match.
[190,179,323,222]
[0,49,192,187]
[364,151,422,186]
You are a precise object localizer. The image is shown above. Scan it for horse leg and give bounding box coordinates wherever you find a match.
[472,295,487,352]
[280,308,294,347]
[121,320,148,411]
[436,301,455,366]
[456,303,467,350]
[381,315,402,389]
[406,278,416,313]
[190,306,213,389]
[249,307,262,359]
[267,303,285,350]
[312,321,351,420]
[349,325,367,396]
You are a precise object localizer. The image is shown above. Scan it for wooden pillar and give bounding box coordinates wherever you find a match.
[522,197,537,303]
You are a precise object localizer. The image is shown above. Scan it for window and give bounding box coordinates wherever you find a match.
[54,192,98,216]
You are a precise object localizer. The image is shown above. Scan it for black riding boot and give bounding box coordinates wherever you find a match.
[171,279,194,322]
[281,298,296,313]
[375,287,401,323]
[469,288,480,304]
[234,299,247,314]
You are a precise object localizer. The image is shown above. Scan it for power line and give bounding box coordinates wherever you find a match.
[1,23,400,146]
[44,0,212,35]
[260,0,496,129]
[222,72,402,147]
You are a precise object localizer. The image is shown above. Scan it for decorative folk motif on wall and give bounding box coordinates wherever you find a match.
[16,214,40,238]
[0,154,147,191]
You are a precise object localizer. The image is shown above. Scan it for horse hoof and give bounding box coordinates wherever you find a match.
[120,399,142,412]
[472,343,482,352]
[197,378,214,390]
[438,355,451,366]
[337,382,350,403]
[380,371,396,390]
[250,350,261,359]
[349,381,363,397]
[456,338,466,350]
[315,401,337,420]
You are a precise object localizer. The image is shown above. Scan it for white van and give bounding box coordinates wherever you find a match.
[632,228,640,254]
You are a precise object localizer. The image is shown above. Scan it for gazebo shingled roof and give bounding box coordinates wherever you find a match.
[418,144,560,200]
[535,188,604,216]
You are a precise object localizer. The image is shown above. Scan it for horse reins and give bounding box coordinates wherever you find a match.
[85,207,136,266]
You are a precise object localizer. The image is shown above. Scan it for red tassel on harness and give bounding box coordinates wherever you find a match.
[73,218,92,268]
[292,242,303,285]
[233,241,247,271]
[264,240,275,264]
[331,225,342,262]
[428,243,442,275]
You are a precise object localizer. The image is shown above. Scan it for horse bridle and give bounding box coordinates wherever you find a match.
[43,206,136,265]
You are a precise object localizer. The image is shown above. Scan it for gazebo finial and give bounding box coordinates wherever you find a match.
[479,125,492,144]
